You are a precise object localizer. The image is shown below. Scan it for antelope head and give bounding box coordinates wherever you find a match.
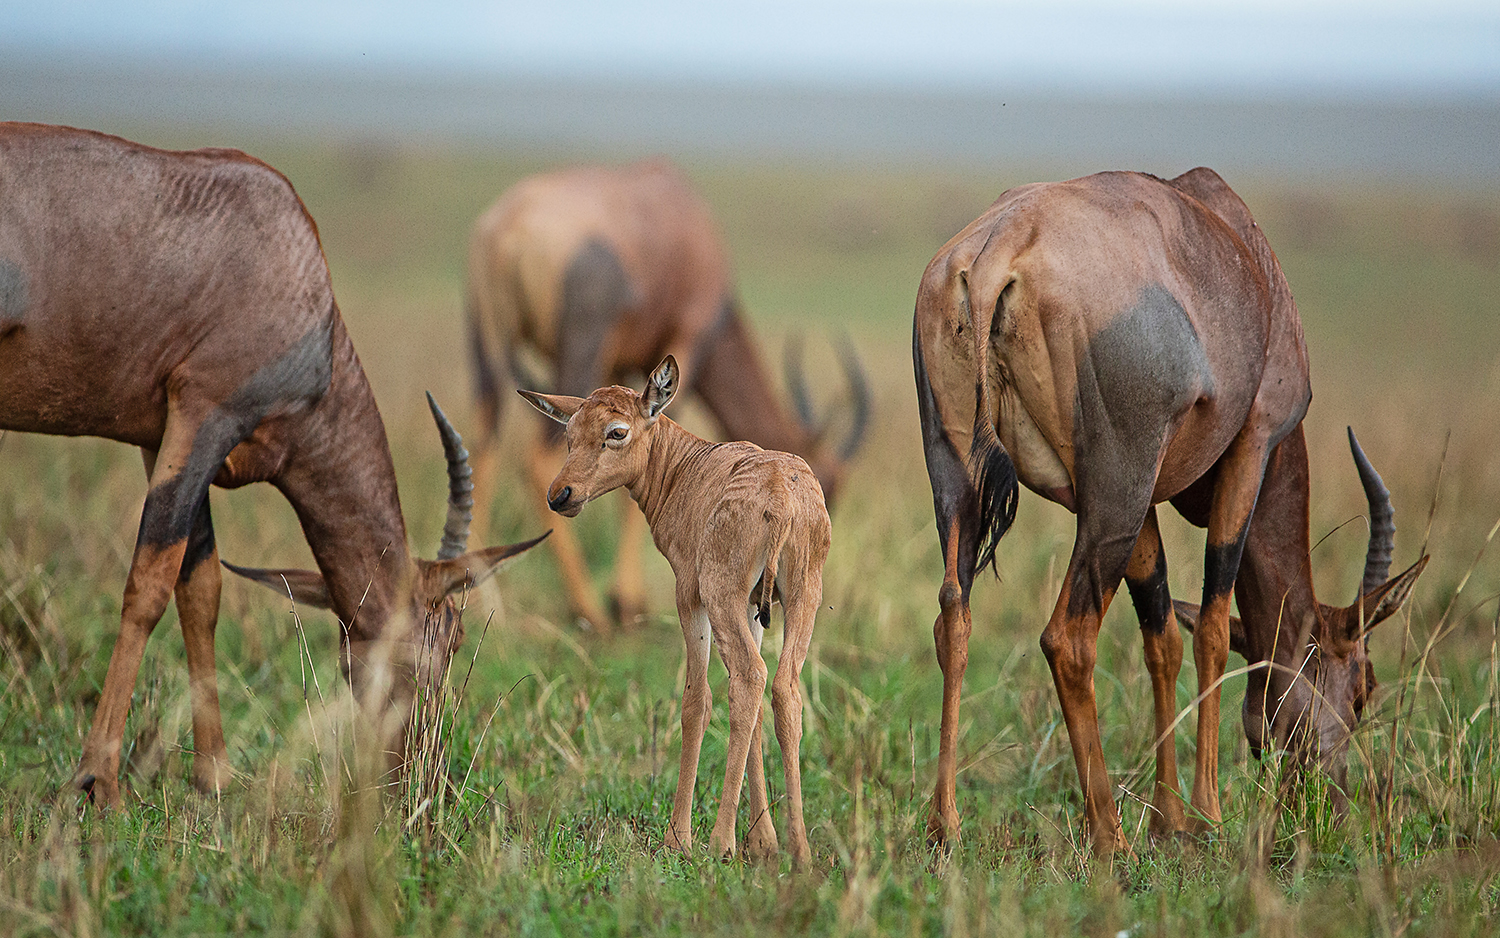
[1176,430,1427,792]
[226,394,548,700]
[518,356,680,517]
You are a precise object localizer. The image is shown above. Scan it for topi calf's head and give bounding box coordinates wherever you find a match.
[519,356,680,518]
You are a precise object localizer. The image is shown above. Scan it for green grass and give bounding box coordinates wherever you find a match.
[4,136,1500,935]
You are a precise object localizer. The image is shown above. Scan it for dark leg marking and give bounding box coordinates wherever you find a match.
[1203,525,1251,606]
[179,495,217,579]
[1126,548,1173,635]
[140,319,333,549]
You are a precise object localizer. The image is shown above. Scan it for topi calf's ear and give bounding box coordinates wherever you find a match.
[1172,599,1250,659]
[425,531,552,598]
[642,355,679,419]
[1347,554,1429,640]
[518,390,585,425]
[223,561,333,609]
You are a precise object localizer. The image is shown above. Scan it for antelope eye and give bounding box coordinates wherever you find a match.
[606,427,627,441]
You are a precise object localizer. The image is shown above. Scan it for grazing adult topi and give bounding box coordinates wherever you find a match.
[0,123,547,805]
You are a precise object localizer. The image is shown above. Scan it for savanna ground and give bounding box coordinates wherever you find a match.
[3,130,1500,936]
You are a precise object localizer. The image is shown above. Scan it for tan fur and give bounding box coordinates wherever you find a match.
[521,357,829,866]
[467,161,865,633]
[913,168,1425,858]
[0,123,546,805]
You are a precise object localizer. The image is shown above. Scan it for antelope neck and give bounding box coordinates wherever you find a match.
[625,416,723,531]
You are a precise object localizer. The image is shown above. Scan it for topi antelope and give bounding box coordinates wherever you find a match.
[913,167,1426,856]
[467,160,868,632]
[521,356,828,866]
[0,123,547,806]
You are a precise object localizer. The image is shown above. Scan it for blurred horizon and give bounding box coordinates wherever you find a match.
[3,2,1498,183]
[4,2,1498,99]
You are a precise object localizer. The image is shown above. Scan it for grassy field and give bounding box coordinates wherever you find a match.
[3,131,1500,935]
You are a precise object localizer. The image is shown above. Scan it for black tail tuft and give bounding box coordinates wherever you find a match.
[971,434,1019,578]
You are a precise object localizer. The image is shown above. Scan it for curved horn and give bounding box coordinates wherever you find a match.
[427,392,474,561]
[1348,427,1394,597]
[836,333,872,462]
[783,332,817,432]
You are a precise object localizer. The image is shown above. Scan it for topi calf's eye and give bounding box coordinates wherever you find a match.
[607,427,627,441]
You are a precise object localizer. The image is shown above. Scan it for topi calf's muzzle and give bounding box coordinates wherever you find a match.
[547,485,581,516]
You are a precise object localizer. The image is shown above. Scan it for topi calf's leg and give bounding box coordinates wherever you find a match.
[666,604,713,855]
[773,567,820,867]
[740,607,779,862]
[706,591,769,861]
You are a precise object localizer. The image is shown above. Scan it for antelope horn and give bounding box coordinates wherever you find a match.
[1348,427,1395,598]
[783,331,817,432]
[784,332,873,462]
[836,333,872,462]
[427,392,474,561]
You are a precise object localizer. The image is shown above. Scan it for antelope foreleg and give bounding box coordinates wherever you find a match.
[666,605,712,855]
[76,424,217,806]
[1190,436,1267,830]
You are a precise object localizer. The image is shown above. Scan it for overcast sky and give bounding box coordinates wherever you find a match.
[4,0,1498,98]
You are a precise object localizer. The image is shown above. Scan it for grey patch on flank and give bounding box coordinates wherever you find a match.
[0,257,26,333]
[1067,284,1212,616]
[1075,283,1211,485]
[557,237,631,397]
[139,317,334,549]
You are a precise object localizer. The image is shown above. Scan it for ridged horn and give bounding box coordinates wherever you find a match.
[428,392,474,561]
[783,332,816,432]
[1348,427,1395,598]
[836,333,872,462]
[783,332,873,462]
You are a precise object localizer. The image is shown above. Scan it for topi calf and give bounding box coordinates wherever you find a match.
[521,356,829,866]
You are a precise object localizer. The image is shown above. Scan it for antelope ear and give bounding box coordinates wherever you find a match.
[518,390,585,425]
[223,561,333,609]
[1171,599,1250,659]
[641,355,679,419]
[1346,554,1429,639]
[425,531,551,597]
